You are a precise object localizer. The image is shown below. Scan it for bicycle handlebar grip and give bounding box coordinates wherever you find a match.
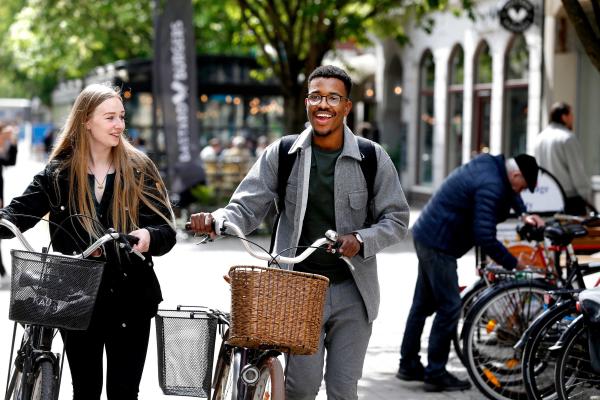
[184,219,217,232]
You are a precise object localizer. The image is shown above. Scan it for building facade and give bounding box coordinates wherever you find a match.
[374,0,599,205]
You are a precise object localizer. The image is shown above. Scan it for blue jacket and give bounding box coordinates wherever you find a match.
[412,154,525,269]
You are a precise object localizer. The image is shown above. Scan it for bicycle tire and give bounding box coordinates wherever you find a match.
[554,316,600,399]
[248,356,285,400]
[522,299,577,400]
[462,280,552,400]
[10,359,56,400]
[454,278,489,364]
[212,345,241,400]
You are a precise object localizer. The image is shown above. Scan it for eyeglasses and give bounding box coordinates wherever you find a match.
[306,94,348,107]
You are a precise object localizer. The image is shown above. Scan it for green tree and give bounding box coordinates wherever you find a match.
[226,0,468,131]
[4,0,154,103]
[3,0,470,131]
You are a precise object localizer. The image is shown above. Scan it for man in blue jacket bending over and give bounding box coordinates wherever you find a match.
[397,153,543,392]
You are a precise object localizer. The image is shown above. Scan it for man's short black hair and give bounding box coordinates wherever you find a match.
[308,65,353,97]
[549,102,571,125]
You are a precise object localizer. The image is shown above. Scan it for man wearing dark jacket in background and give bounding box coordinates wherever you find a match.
[396,153,544,392]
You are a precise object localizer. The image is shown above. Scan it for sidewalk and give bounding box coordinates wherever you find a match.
[0,147,483,399]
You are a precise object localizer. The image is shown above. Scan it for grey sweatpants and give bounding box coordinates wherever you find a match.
[286,279,373,400]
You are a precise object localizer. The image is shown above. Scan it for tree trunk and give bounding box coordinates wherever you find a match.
[561,0,600,73]
[282,86,308,134]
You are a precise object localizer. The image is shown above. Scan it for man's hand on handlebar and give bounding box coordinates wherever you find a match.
[523,214,545,227]
[188,212,217,239]
[332,234,361,258]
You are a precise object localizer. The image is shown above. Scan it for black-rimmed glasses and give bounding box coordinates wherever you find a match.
[306,94,348,106]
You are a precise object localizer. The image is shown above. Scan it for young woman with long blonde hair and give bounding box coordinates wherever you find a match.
[0,83,176,399]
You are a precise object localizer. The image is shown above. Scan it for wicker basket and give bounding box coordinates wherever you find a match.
[227,265,329,355]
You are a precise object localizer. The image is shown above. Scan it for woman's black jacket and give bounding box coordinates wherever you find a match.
[0,161,176,323]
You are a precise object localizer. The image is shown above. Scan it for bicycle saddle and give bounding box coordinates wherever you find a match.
[544,224,587,246]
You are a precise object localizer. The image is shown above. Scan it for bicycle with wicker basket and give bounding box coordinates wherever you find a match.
[157,219,351,400]
[0,216,144,400]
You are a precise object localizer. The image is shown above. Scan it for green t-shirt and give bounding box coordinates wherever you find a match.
[295,145,351,283]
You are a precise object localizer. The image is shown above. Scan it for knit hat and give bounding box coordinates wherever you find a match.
[514,154,539,193]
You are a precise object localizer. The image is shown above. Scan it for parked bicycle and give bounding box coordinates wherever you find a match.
[460,220,600,400]
[0,216,143,400]
[157,219,351,400]
[552,287,600,399]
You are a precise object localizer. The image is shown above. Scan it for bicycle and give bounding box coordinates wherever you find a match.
[159,219,351,400]
[552,287,600,399]
[0,216,143,400]
[460,220,600,400]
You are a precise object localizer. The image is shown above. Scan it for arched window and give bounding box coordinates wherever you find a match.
[447,45,464,174]
[503,34,529,156]
[417,50,435,185]
[473,41,493,155]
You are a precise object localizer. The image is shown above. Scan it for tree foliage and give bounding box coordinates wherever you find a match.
[2,0,468,130]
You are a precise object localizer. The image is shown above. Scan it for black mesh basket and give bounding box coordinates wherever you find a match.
[156,307,219,397]
[9,249,105,330]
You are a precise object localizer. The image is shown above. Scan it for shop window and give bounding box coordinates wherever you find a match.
[417,50,435,185]
[447,45,464,174]
[503,34,529,156]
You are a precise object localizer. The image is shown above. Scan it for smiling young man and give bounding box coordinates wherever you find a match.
[189,65,410,399]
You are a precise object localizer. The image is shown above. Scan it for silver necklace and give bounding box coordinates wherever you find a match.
[90,162,113,190]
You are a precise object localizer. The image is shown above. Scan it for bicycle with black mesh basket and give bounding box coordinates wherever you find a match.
[174,218,352,400]
[0,215,143,400]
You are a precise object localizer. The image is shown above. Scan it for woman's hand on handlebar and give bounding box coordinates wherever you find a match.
[188,212,217,239]
[128,228,150,253]
[333,234,361,258]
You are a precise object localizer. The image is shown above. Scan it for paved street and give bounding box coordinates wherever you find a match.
[0,147,482,399]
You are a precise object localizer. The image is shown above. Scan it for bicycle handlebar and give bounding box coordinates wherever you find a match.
[186,219,355,271]
[0,217,145,261]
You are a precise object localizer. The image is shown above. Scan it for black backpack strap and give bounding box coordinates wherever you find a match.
[356,136,377,205]
[270,134,299,252]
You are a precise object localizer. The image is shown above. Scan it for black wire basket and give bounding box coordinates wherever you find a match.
[155,307,219,397]
[9,249,105,330]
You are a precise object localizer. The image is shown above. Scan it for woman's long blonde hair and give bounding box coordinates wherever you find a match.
[50,83,174,238]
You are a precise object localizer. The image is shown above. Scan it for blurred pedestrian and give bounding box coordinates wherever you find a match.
[43,126,58,157]
[397,153,544,392]
[0,84,176,399]
[255,135,269,158]
[0,123,18,287]
[200,137,222,162]
[534,102,591,215]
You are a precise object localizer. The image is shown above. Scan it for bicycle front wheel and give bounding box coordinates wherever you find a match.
[555,316,600,399]
[11,360,56,400]
[454,278,490,364]
[30,360,55,400]
[212,345,241,400]
[249,356,285,400]
[522,299,577,400]
[462,280,551,400]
